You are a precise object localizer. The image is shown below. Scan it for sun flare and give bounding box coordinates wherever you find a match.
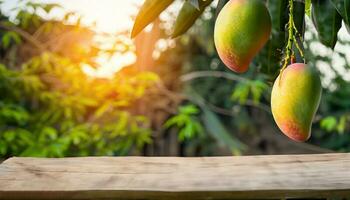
[67,0,141,77]
[82,52,136,78]
[44,0,142,77]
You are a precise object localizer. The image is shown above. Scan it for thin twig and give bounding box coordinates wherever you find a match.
[180,70,248,83]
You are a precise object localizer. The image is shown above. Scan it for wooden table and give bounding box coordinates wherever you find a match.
[0,153,350,199]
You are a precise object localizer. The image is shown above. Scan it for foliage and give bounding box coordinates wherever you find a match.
[1,0,350,157]
[131,0,174,38]
[172,0,214,38]
[0,52,157,157]
[312,0,342,49]
[231,79,269,105]
[0,1,158,157]
[164,104,203,141]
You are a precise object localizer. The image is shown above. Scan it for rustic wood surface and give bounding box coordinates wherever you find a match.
[0,153,350,199]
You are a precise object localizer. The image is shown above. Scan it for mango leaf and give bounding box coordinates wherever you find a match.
[312,0,342,49]
[179,104,199,115]
[250,80,268,104]
[293,0,306,38]
[305,0,311,16]
[320,116,337,132]
[231,82,250,104]
[188,0,200,10]
[202,108,246,154]
[330,0,350,32]
[2,33,11,48]
[268,0,289,32]
[131,0,174,38]
[258,0,288,76]
[4,130,16,142]
[215,0,229,18]
[290,0,306,63]
[172,0,214,38]
[1,31,21,49]
[164,104,203,141]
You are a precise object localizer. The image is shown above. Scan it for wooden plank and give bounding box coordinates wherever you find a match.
[0,154,350,199]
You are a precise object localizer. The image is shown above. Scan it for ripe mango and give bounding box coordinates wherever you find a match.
[271,63,322,142]
[214,0,271,73]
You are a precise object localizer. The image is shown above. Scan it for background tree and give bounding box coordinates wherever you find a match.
[0,0,349,157]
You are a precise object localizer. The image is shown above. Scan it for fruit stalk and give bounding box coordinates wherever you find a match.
[281,0,305,74]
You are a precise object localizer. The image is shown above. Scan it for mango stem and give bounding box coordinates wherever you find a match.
[280,0,305,76]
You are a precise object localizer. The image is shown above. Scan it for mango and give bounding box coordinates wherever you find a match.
[214,0,271,73]
[271,63,322,142]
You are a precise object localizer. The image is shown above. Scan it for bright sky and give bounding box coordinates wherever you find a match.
[48,0,141,33]
[2,0,142,33]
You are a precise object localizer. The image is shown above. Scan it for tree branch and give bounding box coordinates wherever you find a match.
[180,70,248,83]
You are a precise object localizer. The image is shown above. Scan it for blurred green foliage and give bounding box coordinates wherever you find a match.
[164,104,203,141]
[1,0,350,157]
[0,52,157,157]
[0,1,158,157]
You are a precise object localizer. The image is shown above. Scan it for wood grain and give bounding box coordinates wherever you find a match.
[0,153,350,199]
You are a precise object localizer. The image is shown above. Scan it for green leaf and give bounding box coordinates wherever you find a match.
[268,0,289,32]
[231,82,250,104]
[1,31,21,49]
[215,0,229,18]
[2,33,11,49]
[131,0,174,38]
[4,130,16,142]
[9,32,21,44]
[258,0,288,76]
[305,0,312,16]
[172,0,214,38]
[164,104,202,141]
[330,0,350,33]
[250,80,268,104]
[164,115,181,128]
[179,104,199,115]
[202,108,246,153]
[182,123,194,139]
[293,0,306,37]
[312,0,342,49]
[320,116,337,132]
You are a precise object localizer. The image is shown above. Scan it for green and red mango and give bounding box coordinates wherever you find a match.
[214,0,271,73]
[271,63,322,142]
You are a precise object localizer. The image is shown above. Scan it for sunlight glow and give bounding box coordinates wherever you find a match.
[1,0,153,77]
[42,0,142,77]
[82,52,136,79]
[40,0,142,33]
